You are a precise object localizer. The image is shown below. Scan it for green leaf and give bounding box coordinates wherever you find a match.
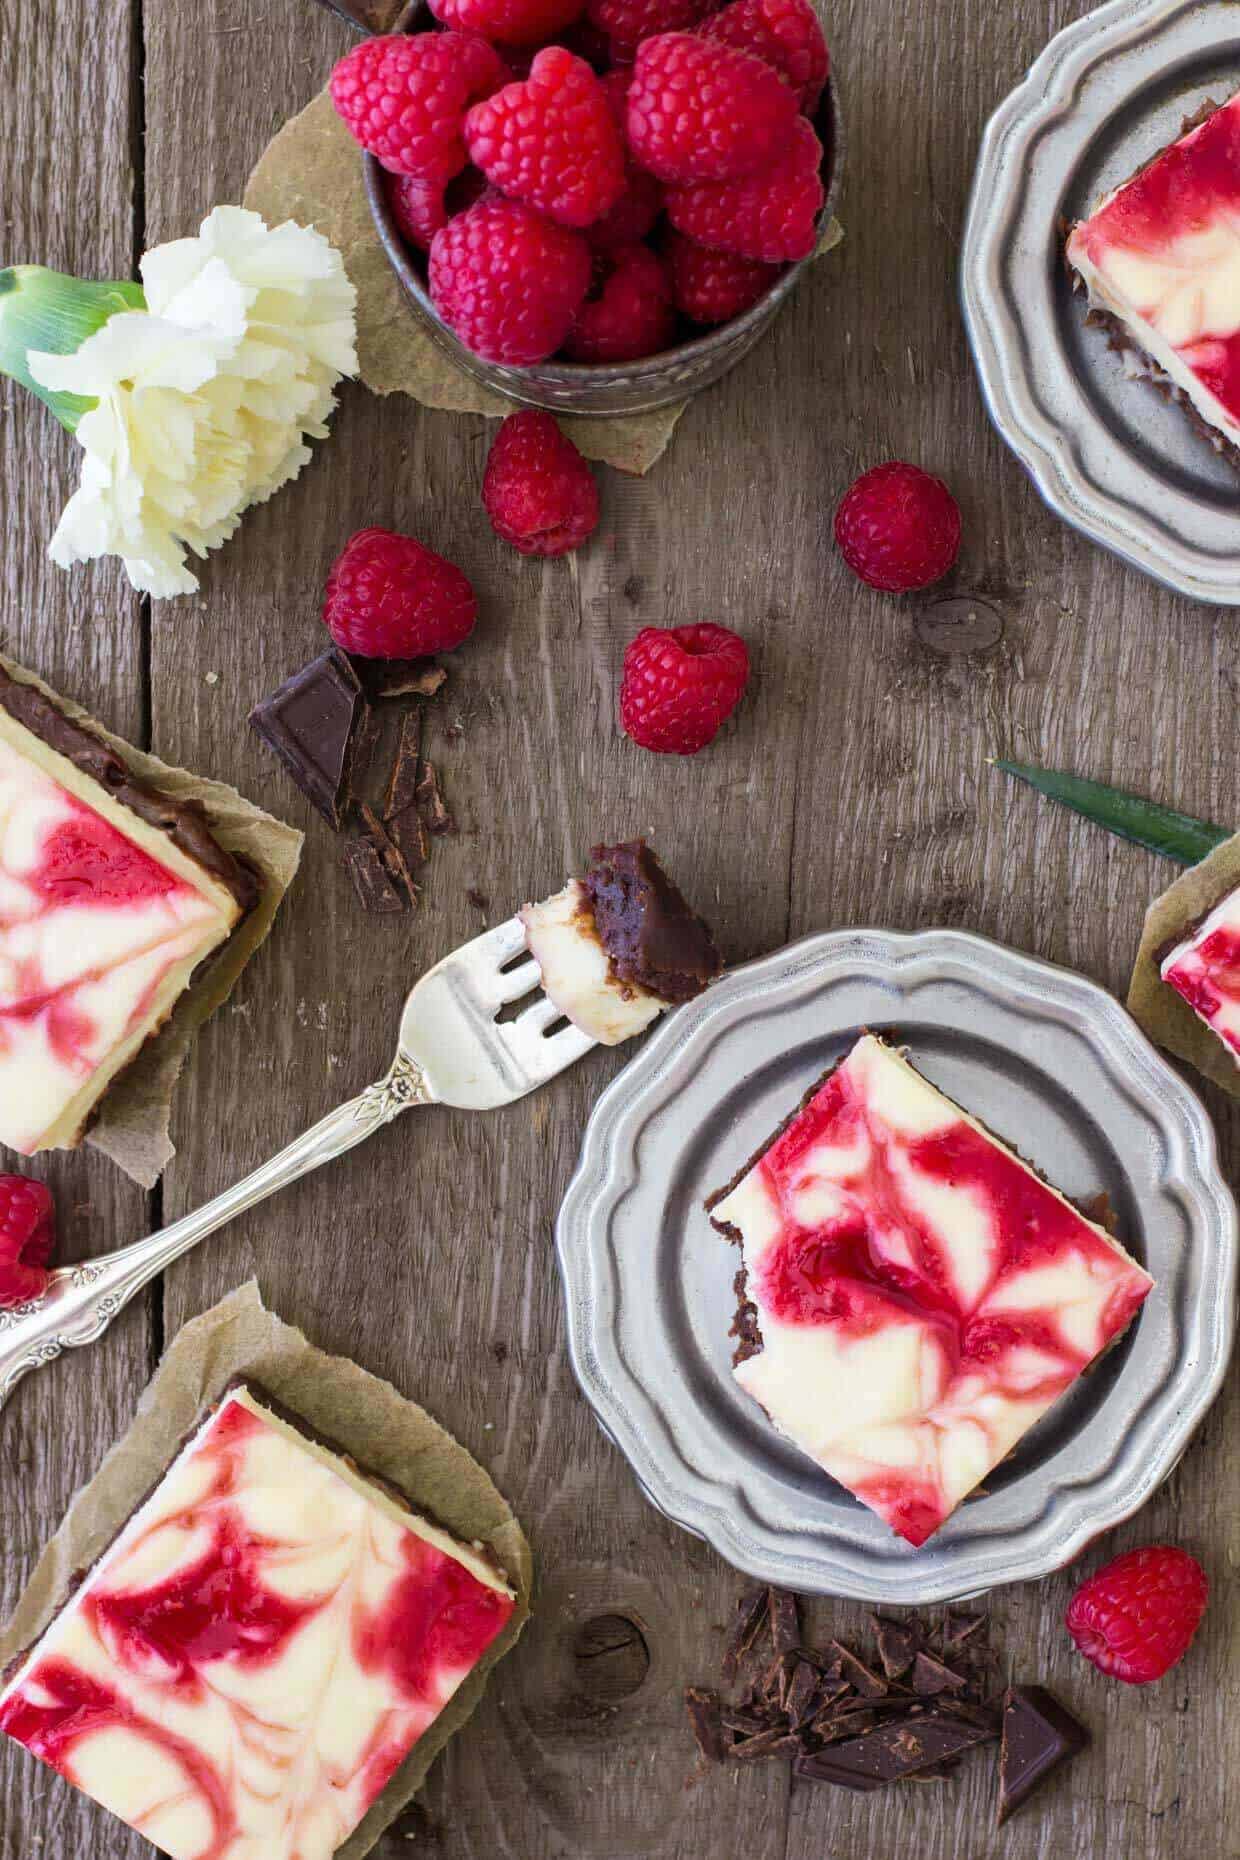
[0,266,144,431]
[993,760,1231,866]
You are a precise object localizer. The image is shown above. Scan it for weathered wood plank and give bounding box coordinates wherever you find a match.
[0,5,154,1860]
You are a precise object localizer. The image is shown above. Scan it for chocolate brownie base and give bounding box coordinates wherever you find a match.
[585,839,721,1005]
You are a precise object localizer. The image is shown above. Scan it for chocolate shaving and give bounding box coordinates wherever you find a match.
[721,1585,769,1683]
[769,1589,801,1655]
[383,712,423,821]
[342,833,404,914]
[785,1660,820,1729]
[416,760,455,835]
[385,804,430,873]
[911,1651,969,1697]
[684,1688,729,1766]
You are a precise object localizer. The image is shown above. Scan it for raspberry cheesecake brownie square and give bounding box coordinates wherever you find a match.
[1159,877,1240,1064]
[0,1381,516,1860]
[1066,91,1240,464]
[0,666,256,1154]
[708,1035,1153,1548]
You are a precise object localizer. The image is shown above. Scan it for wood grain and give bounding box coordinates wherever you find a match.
[3,0,1240,1856]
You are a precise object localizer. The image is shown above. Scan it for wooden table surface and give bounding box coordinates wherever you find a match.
[4,0,1239,1855]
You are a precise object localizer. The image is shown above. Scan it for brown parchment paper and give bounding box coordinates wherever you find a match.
[0,656,303,1187]
[1128,828,1240,1099]
[0,1280,532,1860]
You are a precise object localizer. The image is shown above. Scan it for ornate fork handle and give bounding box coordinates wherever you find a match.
[0,1051,431,1409]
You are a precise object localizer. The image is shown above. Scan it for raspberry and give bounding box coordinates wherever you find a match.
[587,70,665,250]
[429,196,592,363]
[1066,1547,1209,1685]
[666,229,783,321]
[323,528,478,658]
[0,1176,54,1310]
[834,461,962,594]
[627,33,798,183]
[666,114,823,260]
[330,32,506,182]
[587,0,719,58]
[385,167,488,251]
[464,49,625,229]
[564,244,675,361]
[428,0,587,48]
[700,0,829,110]
[620,622,750,754]
[482,411,600,556]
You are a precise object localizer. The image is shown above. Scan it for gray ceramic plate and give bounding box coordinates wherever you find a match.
[556,929,1237,1603]
[961,0,1240,605]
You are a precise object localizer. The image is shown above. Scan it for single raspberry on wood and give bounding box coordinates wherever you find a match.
[564,244,675,362]
[666,114,824,261]
[0,1176,55,1309]
[700,0,829,110]
[1067,1547,1209,1685]
[330,32,506,181]
[428,0,588,48]
[385,168,488,251]
[587,0,720,58]
[324,527,478,658]
[626,33,799,184]
[620,622,750,754]
[429,196,592,363]
[483,411,600,556]
[834,461,962,593]
[464,49,625,228]
[666,230,784,321]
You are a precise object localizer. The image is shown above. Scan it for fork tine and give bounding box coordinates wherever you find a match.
[540,1020,596,1067]
[513,994,564,1035]
[493,958,543,1005]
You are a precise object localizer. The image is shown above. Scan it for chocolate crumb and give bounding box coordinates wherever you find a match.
[416,760,456,835]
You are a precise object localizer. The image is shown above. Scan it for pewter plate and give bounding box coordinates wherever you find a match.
[555,930,1237,1603]
[961,0,1240,605]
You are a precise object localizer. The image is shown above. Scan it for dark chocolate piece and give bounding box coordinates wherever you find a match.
[794,1711,997,1792]
[785,1660,820,1730]
[722,1585,769,1682]
[944,1609,987,1647]
[826,1641,888,1699]
[720,1707,773,1737]
[684,1688,729,1765]
[996,1686,1089,1826]
[729,1726,802,1763]
[872,1616,919,1680]
[911,1651,968,1696]
[386,804,430,873]
[416,760,455,835]
[342,833,404,914]
[351,655,447,702]
[584,839,721,1005]
[770,1589,801,1655]
[0,663,257,914]
[383,712,423,820]
[249,650,362,829]
[356,802,417,907]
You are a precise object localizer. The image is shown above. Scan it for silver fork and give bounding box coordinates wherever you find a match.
[0,916,594,1409]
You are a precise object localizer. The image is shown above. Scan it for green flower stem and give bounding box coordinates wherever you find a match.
[992,760,1231,867]
[0,266,144,431]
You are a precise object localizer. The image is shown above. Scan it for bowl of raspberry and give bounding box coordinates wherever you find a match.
[333,0,842,416]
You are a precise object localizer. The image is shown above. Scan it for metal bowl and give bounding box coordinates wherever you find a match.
[363,1,843,416]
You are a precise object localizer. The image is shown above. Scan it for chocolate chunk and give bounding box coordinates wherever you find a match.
[383,712,422,821]
[794,1710,997,1792]
[944,1609,988,1647]
[351,655,447,702]
[770,1589,801,1655]
[356,802,417,906]
[872,1616,919,1680]
[250,650,362,828]
[785,1660,820,1730]
[584,840,721,1005]
[722,1586,769,1683]
[342,833,404,914]
[997,1686,1089,1826]
[730,1726,803,1763]
[684,1688,729,1765]
[911,1651,968,1696]
[812,1707,883,1745]
[720,1708,774,1737]
[415,760,455,835]
[386,804,430,873]
[826,1641,888,1699]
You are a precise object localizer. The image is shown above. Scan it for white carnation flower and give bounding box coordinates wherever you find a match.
[24,207,358,599]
